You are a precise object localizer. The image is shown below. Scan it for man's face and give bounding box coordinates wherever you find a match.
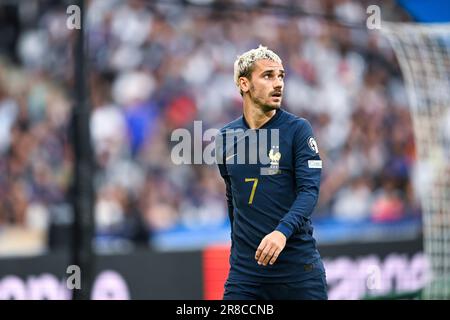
[243,59,285,111]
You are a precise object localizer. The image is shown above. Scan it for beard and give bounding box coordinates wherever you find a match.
[249,84,281,112]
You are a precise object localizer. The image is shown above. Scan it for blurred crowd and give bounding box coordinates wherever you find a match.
[0,0,422,252]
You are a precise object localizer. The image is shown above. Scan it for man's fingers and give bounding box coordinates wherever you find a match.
[269,249,280,265]
[258,246,271,265]
[262,247,277,266]
[255,231,286,266]
[255,238,267,260]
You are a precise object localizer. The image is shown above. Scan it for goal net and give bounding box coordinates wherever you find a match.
[382,22,450,299]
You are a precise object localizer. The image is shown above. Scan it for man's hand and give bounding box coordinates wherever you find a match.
[255,230,287,266]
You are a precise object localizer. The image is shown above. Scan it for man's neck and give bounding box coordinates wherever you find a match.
[243,100,277,129]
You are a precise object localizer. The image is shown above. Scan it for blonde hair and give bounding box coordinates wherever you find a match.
[233,45,282,95]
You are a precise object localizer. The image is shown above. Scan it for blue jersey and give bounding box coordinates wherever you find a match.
[216,108,325,283]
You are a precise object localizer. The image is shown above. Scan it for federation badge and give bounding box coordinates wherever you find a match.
[269,147,282,166]
[261,146,282,175]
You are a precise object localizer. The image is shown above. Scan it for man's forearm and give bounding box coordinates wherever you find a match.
[275,189,318,239]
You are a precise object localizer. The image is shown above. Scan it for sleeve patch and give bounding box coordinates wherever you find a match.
[308,160,322,169]
[307,137,319,154]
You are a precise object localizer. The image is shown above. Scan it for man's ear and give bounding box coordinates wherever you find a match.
[239,77,250,94]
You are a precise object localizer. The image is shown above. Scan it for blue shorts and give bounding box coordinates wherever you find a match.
[223,273,328,300]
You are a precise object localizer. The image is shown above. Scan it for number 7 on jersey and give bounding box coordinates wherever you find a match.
[244,178,259,204]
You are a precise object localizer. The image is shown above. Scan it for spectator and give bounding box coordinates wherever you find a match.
[0,0,420,253]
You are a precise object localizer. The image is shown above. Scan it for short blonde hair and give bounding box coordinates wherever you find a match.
[233,45,282,95]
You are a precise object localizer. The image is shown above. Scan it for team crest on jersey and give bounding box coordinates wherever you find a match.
[307,137,319,154]
[260,146,282,175]
[269,147,282,166]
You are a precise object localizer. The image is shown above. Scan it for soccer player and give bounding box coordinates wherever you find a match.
[215,45,327,300]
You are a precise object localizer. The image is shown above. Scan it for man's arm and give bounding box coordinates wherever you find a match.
[275,119,321,239]
[216,132,234,228]
[256,119,321,266]
[223,174,234,226]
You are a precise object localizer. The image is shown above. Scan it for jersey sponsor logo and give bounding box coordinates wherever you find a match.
[307,137,319,154]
